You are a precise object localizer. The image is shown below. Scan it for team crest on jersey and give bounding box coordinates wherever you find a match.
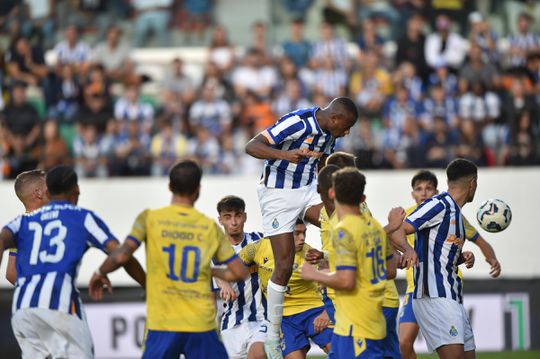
[293,263,298,271]
[263,257,269,264]
[272,218,279,229]
[449,325,458,337]
[338,231,345,239]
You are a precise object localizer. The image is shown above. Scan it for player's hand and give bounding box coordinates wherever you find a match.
[89,272,113,301]
[219,282,237,302]
[396,253,407,269]
[387,207,405,233]
[402,248,418,269]
[313,310,330,333]
[305,248,324,264]
[462,251,475,269]
[281,148,311,164]
[300,262,318,281]
[486,257,501,277]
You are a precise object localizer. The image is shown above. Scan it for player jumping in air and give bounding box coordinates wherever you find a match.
[245,97,358,358]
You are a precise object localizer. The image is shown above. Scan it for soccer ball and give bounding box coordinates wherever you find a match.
[476,199,512,233]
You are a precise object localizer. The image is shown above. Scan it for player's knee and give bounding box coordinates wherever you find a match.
[273,264,293,283]
[399,337,414,356]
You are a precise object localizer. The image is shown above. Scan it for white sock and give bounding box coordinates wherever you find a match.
[267,280,286,341]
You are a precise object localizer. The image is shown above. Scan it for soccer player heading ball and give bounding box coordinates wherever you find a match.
[245,97,358,358]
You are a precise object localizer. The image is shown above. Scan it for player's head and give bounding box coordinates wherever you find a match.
[331,168,366,207]
[324,97,358,138]
[446,158,478,203]
[217,195,247,238]
[169,160,202,201]
[411,170,439,205]
[318,164,340,212]
[326,151,356,168]
[293,218,307,252]
[46,166,80,204]
[14,169,47,212]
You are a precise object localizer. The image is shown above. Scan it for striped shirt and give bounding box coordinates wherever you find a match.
[53,41,91,64]
[262,107,335,189]
[221,232,266,330]
[4,201,116,318]
[405,192,466,303]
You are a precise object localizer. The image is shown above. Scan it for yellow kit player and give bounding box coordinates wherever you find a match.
[239,219,333,358]
[89,160,249,359]
[301,168,402,358]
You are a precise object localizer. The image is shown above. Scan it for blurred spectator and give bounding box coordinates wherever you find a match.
[357,0,400,40]
[395,13,429,81]
[455,119,486,166]
[187,125,220,173]
[5,37,48,88]
[240,91,275,136]
[346,119,379,169]
[428,62,458,96]
[132,0,173,47]
[504,1,540,36]
[349,52,392,118]
[150,117,188,176]
[507,132,539,165]
[120,59,151,87]
[82,64,110,103]
[383,85,422,145]
[421,83,459,130]
[311,22,350,70]
[218,134,237,174]
[429,0,469,34]
[21,0,55,48]
[393,61,423,102]
[189,84,232,138]
[459,42,500,93]
[273,79,310,117]
[504,78,537,146]
[425,15,467,71]
[322,0,356,36]
[78,94,113,135]
[313,56,346,98]
[0,1,22,38]
[355,19,384,57]
[282,18,312,68]
[113,121,151,176]
[91,25,131,82]
[208,25,236,73]
[424,116,457,168]
[249,21,273,62]
[47,63,80,123]
[73,124,108,178]
[182,0,213,42]
[200,61,234,102]
[275,57,305,97]
[40,120,69,170]
[114,85,154,134]
[281,0,313,20]
[468,12,499,65]
[161,58,196,105]
[525,53,540,95]
[508,12,540,69]
[231,49,277,98]
[54,24,91,66]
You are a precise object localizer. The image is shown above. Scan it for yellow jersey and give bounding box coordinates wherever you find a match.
[128,204,236,332]
[404,204,480,293]
[332,214,389,339]
[239,238,324,317]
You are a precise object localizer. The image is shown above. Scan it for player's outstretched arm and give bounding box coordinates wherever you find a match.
[106,240,146,288]
[211,257,249,282]
[245,132,310,164]
[473,236,501,277]
[300,262,356,291]
[389,222,418,269]
[215,278,237,301]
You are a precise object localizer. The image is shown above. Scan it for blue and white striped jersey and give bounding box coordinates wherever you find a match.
[221,231,266,331]
[405,192,467,303]
[4,201,116,318]
[261,107,335,189]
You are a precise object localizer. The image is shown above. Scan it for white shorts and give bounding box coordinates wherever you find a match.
[412,297,476,353]
[12,307,94,359]
[221,321,269,359]
[257,182,321,236]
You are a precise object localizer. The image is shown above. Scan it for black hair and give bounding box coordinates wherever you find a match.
[411,170,438,189]
[217,195,246,214]
[295,218,305,226]
[331,97,359,121]
[14,169,45,200]
[318,164,340,193]
[169,160,202,196]
[332,168,366,206]
[446,158,478,182]
[46,166,78,195]
[326,151,356,168]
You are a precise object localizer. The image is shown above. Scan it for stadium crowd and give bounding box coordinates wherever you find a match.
[1,0,540,180]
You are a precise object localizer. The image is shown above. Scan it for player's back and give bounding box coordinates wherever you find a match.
[332,214,387,339]
[8,200,115,317]
[136,204,234,332]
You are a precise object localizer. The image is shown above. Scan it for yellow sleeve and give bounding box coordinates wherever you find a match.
[334,228,357,269]
[8,248,17,256]
[239,241,260,265]
[212,223,236,264]
[127,209,149,245]
[463,216,480,242]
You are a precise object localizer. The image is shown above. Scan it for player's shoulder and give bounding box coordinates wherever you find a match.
[405,204,418,215]
[246,231,264,242]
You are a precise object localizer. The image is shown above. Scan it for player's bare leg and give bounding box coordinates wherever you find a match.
[248,342,266,359]
[265,232,296,359]
[399,322,419,359]
[436,344,467,359]
[303,203,323,227]
[284,347,308,359]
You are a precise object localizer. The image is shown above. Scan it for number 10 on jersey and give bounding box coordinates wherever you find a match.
[162,244,201,283]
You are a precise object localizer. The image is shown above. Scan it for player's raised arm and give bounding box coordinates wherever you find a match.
[105,240,146,288]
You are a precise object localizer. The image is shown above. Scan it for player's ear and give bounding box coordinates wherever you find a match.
[361,195,366,203]
[328,187,335,200]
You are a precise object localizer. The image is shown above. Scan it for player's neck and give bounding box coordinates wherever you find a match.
[228,233,244,245]
[48,195,73,204]
[171,195,195,207]
[335,202,361,219]
[446,188,467,208]
[315,108,330,131]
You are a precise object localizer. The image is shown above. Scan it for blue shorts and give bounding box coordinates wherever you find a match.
[322,289,336,324]
[281,306,333,356]
[399,293,417,324]
[142,329,228,359]
[383,307,402,359]
[329,334,384,358]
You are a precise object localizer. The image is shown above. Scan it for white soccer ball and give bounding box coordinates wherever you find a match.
[476,199,512,233]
